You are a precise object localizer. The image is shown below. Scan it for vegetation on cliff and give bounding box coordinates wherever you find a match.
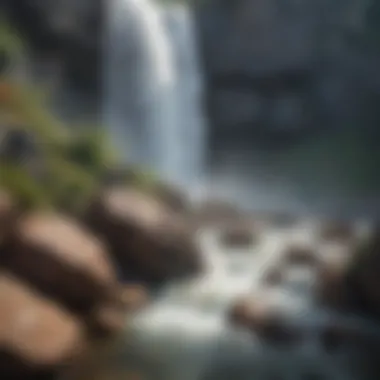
[0,21,162,214]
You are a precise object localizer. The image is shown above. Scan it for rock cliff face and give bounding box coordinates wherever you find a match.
[1,0,103,121]
[195,0,380,151]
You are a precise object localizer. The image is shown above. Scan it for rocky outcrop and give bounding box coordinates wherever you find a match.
[196,0,380,166]
[85,187,203,283]
[1,0,102,98]
[0,193,155,379]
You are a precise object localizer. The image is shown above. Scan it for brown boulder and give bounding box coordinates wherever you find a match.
[0,273,85,377]
[228,297,304,346]
[1,212,118,314]
[85,188,203,283]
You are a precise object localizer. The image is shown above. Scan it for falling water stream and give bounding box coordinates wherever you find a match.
[105,0,206,190]
[103,1,380,379]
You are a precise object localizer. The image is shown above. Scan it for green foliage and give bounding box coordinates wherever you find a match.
[63,127,119,178]
[0,162,52,210]
[44,156,99,214]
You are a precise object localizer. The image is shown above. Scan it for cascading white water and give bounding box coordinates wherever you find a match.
[163,4,207,192]
[107,219,377,380]
[104,0,206,191]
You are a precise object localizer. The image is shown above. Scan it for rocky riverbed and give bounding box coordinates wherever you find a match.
[2,182,380,380]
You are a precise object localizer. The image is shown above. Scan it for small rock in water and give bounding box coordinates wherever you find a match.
[219,221,257,249]
[268,212,299,228]
[282,244,320,268]
[319,220,355,243]
[228,296,305,346]
[263,267,284,287]
[316,255,350,310]
[348,230,380,317]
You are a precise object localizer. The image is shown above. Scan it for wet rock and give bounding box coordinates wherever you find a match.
[319,220,355,243]
[268,212,299,228]
[320,318,380,353]
[263,267,284,287]
[228,297,304,346]
[320,320,354,352]
[316,255,351,310]
[0,273,85,378]
[1,212,118,314]
[282,244,319,268]
[219,221,257,249]
[347,231,380,317]
[85,188,203,283]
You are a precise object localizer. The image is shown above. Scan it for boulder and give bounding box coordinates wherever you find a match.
[1,212,118,314]
[85,188,203,283]
[0,273,85,378]
[228,297,304,346]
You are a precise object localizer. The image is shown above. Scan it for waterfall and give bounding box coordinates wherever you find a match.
[104,0,206,191]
